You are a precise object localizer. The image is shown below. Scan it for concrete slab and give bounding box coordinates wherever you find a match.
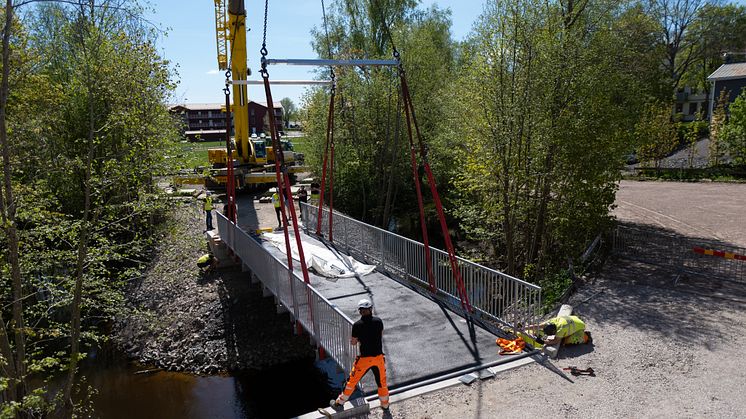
[259,232,506,392]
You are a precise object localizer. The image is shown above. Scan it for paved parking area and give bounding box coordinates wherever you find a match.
[614,180,746,247]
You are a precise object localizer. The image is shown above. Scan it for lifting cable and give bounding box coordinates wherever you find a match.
[316,0,337,241]
[259,0,312,287]
[379,11,472,313]
[223,72,237,223]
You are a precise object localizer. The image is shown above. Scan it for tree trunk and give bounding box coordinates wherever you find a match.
[62,3,97,413]
[0,0,27,406]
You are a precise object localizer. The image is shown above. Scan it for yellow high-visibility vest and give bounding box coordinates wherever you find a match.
[204,196,213,211]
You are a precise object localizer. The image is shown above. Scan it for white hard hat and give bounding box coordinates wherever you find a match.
[357,299,373,309]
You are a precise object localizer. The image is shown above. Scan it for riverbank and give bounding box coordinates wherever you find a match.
[112,198,316,373]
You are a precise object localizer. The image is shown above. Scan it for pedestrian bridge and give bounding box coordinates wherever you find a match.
[214,203,541,401]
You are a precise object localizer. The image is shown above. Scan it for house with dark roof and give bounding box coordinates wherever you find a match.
[707,62,746,118]
[170,101,283,141]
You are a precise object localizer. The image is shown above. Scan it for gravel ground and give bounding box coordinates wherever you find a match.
[112,196,315,374]
[614,180,746,248]
[369,261,746,419]
[365,180,746,419]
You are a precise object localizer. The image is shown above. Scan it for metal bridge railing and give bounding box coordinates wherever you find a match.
[216,212,357,374]
[612,224,746,282]
[302,203,542,329]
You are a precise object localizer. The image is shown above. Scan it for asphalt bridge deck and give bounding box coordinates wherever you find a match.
[257,227,505,392]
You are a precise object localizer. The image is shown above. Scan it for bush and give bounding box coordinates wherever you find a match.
[677,120,709,142]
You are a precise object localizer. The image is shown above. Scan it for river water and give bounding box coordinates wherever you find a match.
[76,355,336,419]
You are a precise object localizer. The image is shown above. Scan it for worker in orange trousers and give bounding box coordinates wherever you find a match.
[331,299,390,411]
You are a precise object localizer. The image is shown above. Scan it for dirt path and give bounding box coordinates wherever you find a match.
[369,180,746,419]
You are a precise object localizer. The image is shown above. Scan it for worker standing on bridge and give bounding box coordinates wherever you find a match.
[203,191,214,231]
[298,186,308,220]
[272,188,283,228]
[331,299,390,411]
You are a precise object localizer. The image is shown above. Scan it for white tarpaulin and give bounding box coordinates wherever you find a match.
[263,232,376,278]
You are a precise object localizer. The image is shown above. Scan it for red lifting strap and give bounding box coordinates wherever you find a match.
[261,74,312,286]
[223,87,237,223]
[317,89,336,241]
[399,72,472,314]
[400,81,436,293]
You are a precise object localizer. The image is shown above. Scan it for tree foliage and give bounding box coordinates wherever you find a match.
[636,102,679,169]
[1,1,179,416]
[722,90,746,165]
[280,97,297,128]
[450,0,647,277]
[305,0,454,231]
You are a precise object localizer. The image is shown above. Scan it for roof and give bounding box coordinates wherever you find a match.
[170,101,282,111]
[708,63,746,81]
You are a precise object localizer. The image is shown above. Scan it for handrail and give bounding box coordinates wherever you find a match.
[301,203,542,329]
[216,212,357,374]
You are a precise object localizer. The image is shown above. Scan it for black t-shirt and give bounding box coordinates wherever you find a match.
[352,315,384,357]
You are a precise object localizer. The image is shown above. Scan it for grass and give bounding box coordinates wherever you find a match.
[172,135,311,171]
[288,136,310,156]
[173,140,223,170]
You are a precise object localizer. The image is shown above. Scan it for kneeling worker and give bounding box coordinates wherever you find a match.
[197,253,217,272]
[540,315,592,346]
[331,299,390,411]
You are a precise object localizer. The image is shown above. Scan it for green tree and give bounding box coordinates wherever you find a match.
[722,90,746,165]
[645,0,711,94]
[304,1,454,230]
[455,0,644,277]
[280,97,297,129]
[1,1,179,416]
[635,102,679,170]
[683,3,746,93]
[709,89,728,166]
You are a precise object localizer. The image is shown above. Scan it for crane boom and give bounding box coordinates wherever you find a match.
[214,0,228,70]
[213,0,254,164]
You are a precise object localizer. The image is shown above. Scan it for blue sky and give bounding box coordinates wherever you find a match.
[146,0,485,106]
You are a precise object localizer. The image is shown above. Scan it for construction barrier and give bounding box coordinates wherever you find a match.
[692,247,746,261]
[612,224,746,283]
[301,203,542,330]
[216,212,358,375]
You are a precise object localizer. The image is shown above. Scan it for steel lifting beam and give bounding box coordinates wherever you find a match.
[231,80,332,85]
[264,58,399,67]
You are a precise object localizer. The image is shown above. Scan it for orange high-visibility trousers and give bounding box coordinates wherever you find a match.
[335,354,389,408]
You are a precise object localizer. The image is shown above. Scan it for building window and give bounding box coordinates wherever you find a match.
[689,103,698,115]
[250,109,255,116]
[675,103,683,114]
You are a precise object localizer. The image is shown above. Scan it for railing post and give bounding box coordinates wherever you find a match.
[344,217,349,252]
[381,231,385,271]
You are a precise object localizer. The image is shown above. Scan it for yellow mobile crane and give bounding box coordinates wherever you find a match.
[208,0,304,189]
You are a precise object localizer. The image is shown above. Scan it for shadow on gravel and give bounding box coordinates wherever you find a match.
[558,342,595,359]
[579,222,746,349]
